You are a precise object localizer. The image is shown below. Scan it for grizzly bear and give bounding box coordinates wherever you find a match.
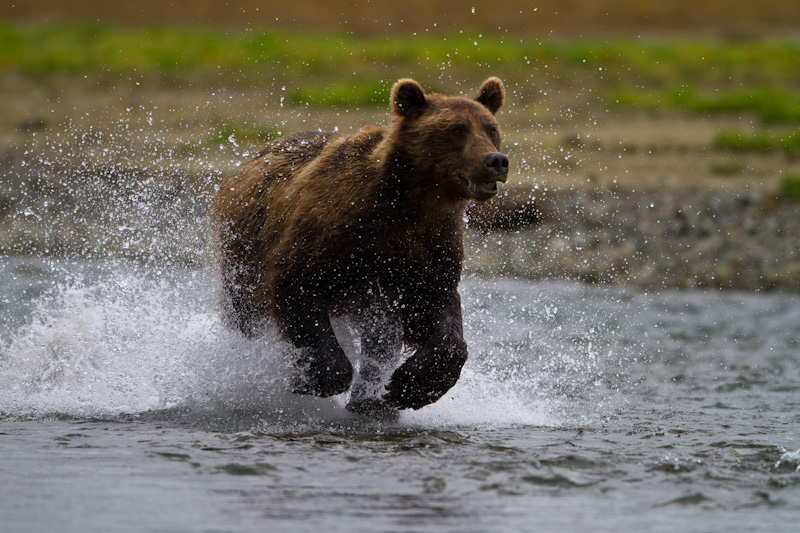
[212,77,509,415]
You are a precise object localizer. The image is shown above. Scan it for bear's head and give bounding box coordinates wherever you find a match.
[389,77,509,202]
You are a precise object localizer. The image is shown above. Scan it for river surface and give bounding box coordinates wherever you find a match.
[1,257,799,532]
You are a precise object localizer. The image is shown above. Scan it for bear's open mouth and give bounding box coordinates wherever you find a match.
[469,180,499,196]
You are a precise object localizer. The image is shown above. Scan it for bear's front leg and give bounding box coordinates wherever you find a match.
[275,293,353,398]
[384,294,468,409]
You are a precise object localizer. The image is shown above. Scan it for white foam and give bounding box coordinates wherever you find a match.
[399,365,558,428]
[0,269,596,429]
[776,448,800,472]
[0,269,291,418]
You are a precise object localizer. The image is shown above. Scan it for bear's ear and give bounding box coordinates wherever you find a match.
[391,79,427,119]
[475,77,505,114]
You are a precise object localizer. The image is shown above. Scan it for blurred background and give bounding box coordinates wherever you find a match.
[1,0,799,290]
[3,0,799,37]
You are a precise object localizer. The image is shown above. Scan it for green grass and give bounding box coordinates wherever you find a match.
[2,22,800,117]
[608,86,800,123]
[0,22,533,75]
[3,22,799,78]
[780,171,800,202]
[713,129,800,153]
[287,78,392,108]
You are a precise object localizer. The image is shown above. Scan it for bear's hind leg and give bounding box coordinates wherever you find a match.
[346,305,403,418]
[276,296,353,398]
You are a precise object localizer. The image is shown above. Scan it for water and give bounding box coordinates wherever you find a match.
[1,257,799,532]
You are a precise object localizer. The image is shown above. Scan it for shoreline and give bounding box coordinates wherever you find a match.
[2,80,798,293]
[465,186,800,291]
[3,148,798,292]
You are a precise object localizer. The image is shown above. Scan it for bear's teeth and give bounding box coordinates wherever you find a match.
[470,181,498,194]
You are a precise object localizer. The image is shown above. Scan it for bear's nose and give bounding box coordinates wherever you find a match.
[484,152,509,179]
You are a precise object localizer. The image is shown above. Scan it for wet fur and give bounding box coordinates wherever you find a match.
[212,78,507,411]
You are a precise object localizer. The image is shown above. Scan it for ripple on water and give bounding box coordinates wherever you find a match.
[1,263,799,532]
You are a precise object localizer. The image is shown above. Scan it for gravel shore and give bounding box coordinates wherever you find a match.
[466,187,800,291]
[4,149,798,292]
[1,85,797,293]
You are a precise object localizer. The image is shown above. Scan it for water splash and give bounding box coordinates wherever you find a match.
[0,260,630,430]
[776,448,800,472]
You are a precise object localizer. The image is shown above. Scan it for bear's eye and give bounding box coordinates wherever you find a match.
[449,124,468,139]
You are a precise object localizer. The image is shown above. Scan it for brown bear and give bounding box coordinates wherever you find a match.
[212,77,509,415]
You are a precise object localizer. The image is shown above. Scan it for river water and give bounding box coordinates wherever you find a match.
[1,256,799,532]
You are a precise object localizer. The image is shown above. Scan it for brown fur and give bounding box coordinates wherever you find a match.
[212,78,509,412]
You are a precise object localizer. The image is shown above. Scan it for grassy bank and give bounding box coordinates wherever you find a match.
[2,23,800,116]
